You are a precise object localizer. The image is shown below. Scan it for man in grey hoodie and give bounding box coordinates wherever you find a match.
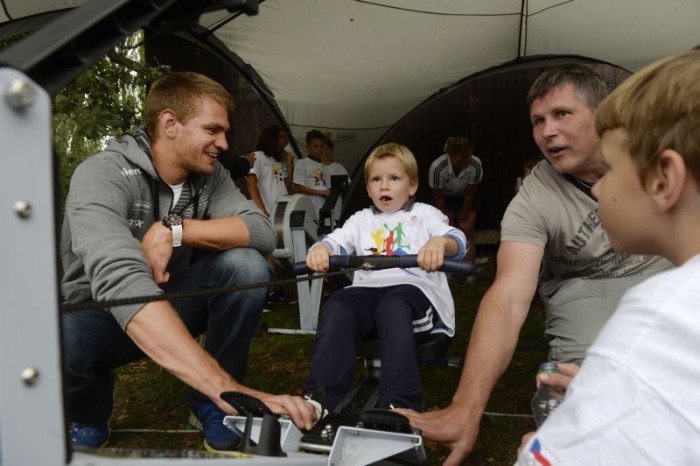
[60,72,315,452]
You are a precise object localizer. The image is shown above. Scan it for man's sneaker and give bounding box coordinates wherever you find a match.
[267,289,298,305]
[189,402,242,453]
[69,422,110,448]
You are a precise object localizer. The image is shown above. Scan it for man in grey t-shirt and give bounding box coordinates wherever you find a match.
[399,63,671,465]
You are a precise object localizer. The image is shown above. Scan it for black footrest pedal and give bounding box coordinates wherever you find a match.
[299,411,355,453]
[358,408,413,434]
[220,391,274,417]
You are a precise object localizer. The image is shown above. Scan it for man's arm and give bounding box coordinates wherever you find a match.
[141,216,251,294]
[457,184,478,237]
[126,301,316,430]
[204,161,276,255]
[181,216,251,250]
[398,241,543,466]
[142,216,253,284]
[458,184,478,220]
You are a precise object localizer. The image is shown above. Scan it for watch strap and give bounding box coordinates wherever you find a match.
[162,214,183,248]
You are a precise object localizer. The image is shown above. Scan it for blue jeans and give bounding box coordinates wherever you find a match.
[61,248,271,424]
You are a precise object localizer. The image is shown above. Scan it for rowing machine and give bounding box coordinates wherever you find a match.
[268,194,321,333]
[291,255,474,464]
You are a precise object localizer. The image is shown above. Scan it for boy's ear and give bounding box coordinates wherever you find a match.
[409,178,418,196]
[647,149,686,212]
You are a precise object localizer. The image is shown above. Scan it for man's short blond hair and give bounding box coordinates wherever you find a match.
[596,48,700,182]
[364,143,418,183]
[145,71,234,140]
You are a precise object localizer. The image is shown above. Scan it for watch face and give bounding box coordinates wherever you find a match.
[163,213,183,228]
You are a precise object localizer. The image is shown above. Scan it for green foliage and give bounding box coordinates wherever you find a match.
[2,30,168,203]
[51,31,169,201]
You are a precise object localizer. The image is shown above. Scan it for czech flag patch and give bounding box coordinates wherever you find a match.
[529,438,552,466]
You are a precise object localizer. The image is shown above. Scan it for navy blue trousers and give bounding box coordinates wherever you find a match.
[303,284,434,412]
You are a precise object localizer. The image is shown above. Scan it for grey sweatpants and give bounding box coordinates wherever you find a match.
[539,275,653,363]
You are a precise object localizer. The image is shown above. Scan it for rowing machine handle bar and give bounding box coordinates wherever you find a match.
[292,254,475,276]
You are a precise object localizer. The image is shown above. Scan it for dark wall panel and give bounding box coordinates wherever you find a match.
[345,58,631,230]
[145,31,288,183]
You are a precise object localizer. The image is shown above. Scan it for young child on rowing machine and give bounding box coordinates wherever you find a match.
[301,143,468,412]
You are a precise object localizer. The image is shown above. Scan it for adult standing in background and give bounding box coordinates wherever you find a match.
[428,136,483,269]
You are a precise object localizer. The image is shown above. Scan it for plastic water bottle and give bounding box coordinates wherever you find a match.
[531,362,565,427]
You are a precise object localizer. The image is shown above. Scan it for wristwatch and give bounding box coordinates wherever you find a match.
[162,213,183,247]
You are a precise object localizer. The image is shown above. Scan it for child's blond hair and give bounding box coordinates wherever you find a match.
[364,143,418,183]
[596,47,700,182]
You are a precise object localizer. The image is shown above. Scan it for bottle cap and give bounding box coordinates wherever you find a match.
[539,361,559,373]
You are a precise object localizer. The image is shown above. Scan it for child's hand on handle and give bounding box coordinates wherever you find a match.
[306,244,332,273]
[417,237,449,272]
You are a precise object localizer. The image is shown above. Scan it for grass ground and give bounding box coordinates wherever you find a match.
[107,250,548,465]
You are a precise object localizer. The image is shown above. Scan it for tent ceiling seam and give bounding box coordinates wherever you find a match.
[355,0,520,17]
[527,0,575,17]
[203,0,266,34]
[518,0,527,59]
[1,0,11,20]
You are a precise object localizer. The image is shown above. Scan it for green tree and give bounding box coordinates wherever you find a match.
[51,31,169,201]
[2,30,168,202]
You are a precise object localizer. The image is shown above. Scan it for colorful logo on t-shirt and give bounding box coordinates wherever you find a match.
[273,162,287,182]
[312,168,326,187]
[366,222,411,256]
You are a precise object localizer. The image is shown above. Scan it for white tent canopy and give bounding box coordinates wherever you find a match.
[1,0,699,171]
[206,0,700,169]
